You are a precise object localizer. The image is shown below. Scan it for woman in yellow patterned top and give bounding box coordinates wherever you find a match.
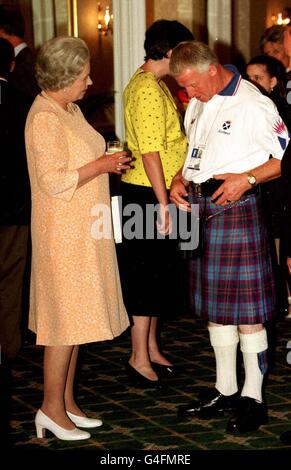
[117,20,193,387]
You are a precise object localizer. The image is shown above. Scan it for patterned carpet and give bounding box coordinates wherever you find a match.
[1,314,291,462]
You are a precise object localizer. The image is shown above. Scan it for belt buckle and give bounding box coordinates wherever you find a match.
[192,183,202,197]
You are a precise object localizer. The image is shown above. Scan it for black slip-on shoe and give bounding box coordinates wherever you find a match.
[178,388,239,419]
[126,363,164,389]
[151,362,179,378]
[226,396,268,433]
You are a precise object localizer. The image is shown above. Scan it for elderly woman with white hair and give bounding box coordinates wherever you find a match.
[25,36,131,441]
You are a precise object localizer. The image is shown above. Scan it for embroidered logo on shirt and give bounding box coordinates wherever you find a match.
[273,118,288,150]
[218,120,231,135]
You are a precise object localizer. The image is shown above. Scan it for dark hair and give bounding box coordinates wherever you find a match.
[0,37,14,78]
[144,19,194,61]
[259,25,284,51]
[0,5,25,38]
[247,54,286,98]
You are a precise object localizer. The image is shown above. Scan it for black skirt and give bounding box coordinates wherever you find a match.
[116,182,189,318]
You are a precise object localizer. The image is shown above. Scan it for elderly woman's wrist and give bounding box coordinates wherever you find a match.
[94,159,102,175]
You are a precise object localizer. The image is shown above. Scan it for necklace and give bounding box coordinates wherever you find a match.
[41,91,77,115]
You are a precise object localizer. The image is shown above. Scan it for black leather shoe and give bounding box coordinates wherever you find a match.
[226,396,268,433]
[280,430,291,445]
[178,388,239,419]
[126,363,163,389]
[151,362,178,378]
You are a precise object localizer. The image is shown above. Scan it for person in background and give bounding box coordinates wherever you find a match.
[169,40,289,433]
[284,23,291,97]
[246,54,291,319]
[282,23,291,318]
[117,20,194,386]
[246,54,291,127]
[0,4,39,99]
[260,25,290,71]
[0,36,31,448]
[0,37,31,363]
[25,36,131,441]
[280,141,291,445]
[0,3,40,346]
[279,22,291,445]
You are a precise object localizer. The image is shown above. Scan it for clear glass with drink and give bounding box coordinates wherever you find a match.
[106,140,124,154]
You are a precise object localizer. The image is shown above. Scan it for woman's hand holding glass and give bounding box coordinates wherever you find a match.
[97,140,132,175]
[99,151,132,174]
[106,140,124,155]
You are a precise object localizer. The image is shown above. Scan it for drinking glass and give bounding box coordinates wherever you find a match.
[106,140,124,154]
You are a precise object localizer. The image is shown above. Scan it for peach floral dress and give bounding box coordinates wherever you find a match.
[25,92,129,345]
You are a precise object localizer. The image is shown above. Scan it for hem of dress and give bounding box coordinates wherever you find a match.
[30,324,130,346]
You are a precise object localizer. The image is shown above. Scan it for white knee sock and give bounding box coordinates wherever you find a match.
[208,325,239,396]
[240,329,268,403]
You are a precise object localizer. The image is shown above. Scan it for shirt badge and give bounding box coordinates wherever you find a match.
[273,118,288,150]
[218,120,231,135]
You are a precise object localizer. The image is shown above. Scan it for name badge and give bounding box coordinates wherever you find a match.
[187,147,203,170]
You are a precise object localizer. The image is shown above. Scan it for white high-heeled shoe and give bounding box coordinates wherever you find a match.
[66,410,103,428]
[35,409,91,440]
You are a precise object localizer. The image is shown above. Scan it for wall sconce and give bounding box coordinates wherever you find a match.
[271,8,291,25]
[97,3,113,35]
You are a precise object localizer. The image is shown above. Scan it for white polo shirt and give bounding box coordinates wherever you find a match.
[183,65,290,183]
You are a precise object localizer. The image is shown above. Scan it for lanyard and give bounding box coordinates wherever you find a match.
[185,98,226,172]
[190,97,227,147]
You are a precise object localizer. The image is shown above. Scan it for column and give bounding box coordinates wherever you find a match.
[232,0,251,64]
[207,0,232,62]
[112,0,146,140]
[192,0,207,41]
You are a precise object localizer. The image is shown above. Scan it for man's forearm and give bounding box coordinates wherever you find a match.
[249,157,281,184]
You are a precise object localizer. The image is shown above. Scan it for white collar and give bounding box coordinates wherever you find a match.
[0,77,8,82]
[14,42,28,57]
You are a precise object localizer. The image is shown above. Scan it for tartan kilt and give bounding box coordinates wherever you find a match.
[189,193,276,324]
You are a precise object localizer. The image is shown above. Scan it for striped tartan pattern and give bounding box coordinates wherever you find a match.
[189,193,275,324]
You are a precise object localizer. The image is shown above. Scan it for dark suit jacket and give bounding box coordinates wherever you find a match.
[259,89,291,238]
[281,141,291,256]
[0,79,32,225]
[10,46,39,99]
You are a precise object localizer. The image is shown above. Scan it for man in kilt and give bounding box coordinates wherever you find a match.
[169,41,289,433]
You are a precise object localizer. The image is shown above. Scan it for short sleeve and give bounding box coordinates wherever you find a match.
[128,84,167,154]
[31,112,79,201]
[250,98,290,160]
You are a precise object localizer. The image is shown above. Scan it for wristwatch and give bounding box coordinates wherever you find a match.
[246,172,257,187]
